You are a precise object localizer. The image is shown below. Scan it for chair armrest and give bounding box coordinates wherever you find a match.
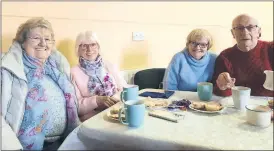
[159,82,164,89]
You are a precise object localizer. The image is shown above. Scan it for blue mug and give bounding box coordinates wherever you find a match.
[197,82,213,101]
[120,85,139,103]
[118,100,145,128]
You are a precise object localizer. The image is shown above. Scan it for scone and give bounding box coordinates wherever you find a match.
[110,106,120,114]
[109,113,125,120]
[192,102,206,110]
[144,97,169,107]
[144,97,154,107]
[205,103,223,111]
[154,100,169,107]
[145,101,155,107]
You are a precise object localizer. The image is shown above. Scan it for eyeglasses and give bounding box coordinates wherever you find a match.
[232,25,258,32]
[28,36,55,45]
[79,43,98,50]
[190,41,208,48]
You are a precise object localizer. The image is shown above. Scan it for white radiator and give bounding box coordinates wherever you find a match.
[120,68,147,84]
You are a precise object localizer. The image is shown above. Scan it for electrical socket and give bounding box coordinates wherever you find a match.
[132,32,144,41]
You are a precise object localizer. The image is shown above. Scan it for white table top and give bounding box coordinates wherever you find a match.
[60,89,273,150]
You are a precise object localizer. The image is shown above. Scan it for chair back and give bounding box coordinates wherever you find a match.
[133,68,166,90]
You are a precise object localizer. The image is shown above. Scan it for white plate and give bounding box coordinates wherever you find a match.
[189,104,225,114]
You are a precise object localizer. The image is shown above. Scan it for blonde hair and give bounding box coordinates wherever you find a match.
[186,28,213,50]
[75,31,100,57]
[13,17,55,44]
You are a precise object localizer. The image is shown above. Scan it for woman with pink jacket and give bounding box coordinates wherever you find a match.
[71,31,127,122]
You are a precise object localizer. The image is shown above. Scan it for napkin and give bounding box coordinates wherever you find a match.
[148,110,182,123]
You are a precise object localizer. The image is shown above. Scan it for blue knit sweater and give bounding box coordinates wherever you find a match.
[163,48,217,91]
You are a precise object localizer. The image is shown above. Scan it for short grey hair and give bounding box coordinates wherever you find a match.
[232,14,260,28]
[13,17,55,44]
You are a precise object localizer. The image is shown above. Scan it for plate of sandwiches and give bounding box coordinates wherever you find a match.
[189,101,224,114]
[106,106,125,121]
[144,97,170,108]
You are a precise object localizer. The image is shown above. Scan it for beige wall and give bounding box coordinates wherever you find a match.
[2,2,273,70]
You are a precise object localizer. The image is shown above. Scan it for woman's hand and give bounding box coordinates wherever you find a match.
[96,96,120,107]
[216,72,236,90]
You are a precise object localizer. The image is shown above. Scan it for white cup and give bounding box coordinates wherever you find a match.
[232,86,251,110]
[246,104,272,127]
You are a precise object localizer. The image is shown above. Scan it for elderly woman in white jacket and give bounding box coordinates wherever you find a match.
[1,17,80,150]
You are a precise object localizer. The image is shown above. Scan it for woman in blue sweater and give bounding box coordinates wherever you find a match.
[163,29,217,91]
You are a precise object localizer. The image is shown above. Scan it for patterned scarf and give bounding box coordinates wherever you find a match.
[19,51,79,150]
[79,55,117,96]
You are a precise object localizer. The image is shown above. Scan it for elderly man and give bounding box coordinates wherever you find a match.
[212,14,273,97]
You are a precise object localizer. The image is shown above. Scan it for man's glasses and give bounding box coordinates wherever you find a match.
[79,43,98,50]
[190,41,208,48]
[28,36,55,45]
[232,25,258,32]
